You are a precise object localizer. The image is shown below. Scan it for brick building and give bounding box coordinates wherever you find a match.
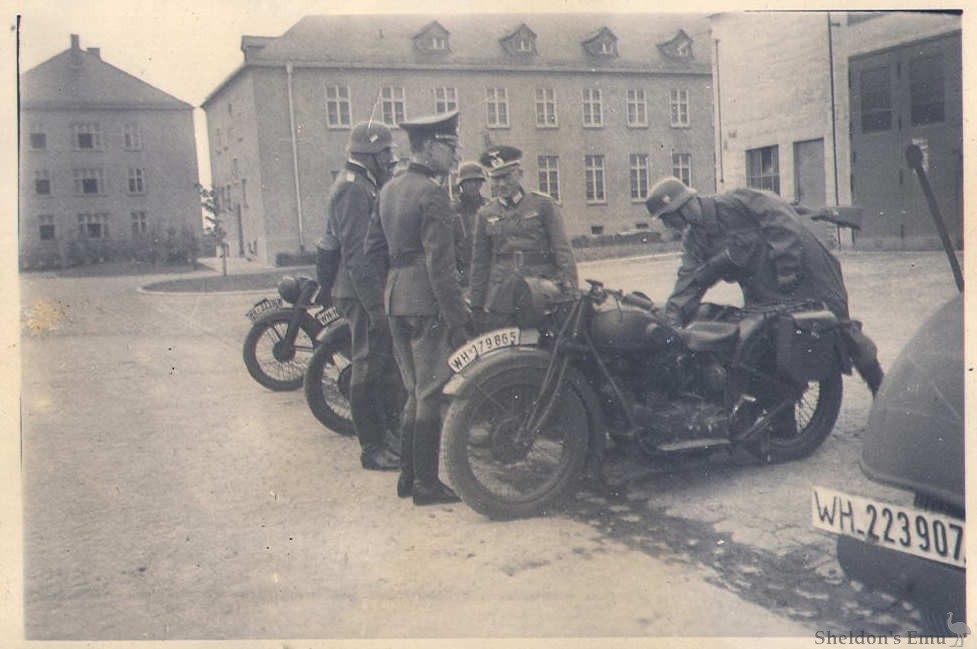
[202,14,715,265]
[19,34,203,268]
[710,11,962,249]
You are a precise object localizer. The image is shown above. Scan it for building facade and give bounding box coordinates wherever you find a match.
[203,14,715,265]
[19,34,202,268]
[710,11,962,249]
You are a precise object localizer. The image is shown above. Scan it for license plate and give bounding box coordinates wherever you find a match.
[314,305,341,326]
[246,297,283,321]
[812,486,965,568]
[448,327,536,373]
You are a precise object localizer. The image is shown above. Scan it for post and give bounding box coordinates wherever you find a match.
[905,144,963,292]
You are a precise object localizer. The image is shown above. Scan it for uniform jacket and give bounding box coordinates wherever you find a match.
[365,162,470,329]
[469,189,578,313]
[668,187,850,324]
[323,160,385,315]
[450,194,486,287]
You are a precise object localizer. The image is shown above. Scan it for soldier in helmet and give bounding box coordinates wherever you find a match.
[316,121,402,470]
[644,176,885,396]
[469,145,578,332]
[451,161,487,289]
[364,110,471,505]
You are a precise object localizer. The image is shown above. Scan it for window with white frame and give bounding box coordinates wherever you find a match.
[537,155,560,201]
[73,169,104,195]
[535,88,557,127]
[127,168,145,194]
[584,154,606,203]
[326,85,351,127]
[34,169,52,195]
[486,87,509,127]
[626,89,648,127]
[629,154,650,200]
[123,123,142,150]
[72,122,102,150]
[381,87,406,126]
[434,87,458,114]
[29,125,47,150]
[670,89,690,127]
[517,37,533,52]
[746,146,780,194]
[430,35,447,50]
[671,153,693,187]
[582,89,603,127]
[38,214,55,241]
[78,212,109,239]
[131,211,148,237]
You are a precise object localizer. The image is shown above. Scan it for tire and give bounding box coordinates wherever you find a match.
[303,329,355,436]
[442,363,590,520]
[242,310,321,391]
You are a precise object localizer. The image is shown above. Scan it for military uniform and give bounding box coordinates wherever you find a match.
[450,192,485,287]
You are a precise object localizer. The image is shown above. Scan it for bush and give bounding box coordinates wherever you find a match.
[571,230,665,248]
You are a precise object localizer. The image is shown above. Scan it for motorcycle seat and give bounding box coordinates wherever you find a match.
[682,321,739,352]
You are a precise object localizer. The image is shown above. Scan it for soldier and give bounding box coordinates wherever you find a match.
[469,145,578,332]
[317,121,401,471]
[450,161,487,288]
[644,176,885,396]
[364,110,471,505]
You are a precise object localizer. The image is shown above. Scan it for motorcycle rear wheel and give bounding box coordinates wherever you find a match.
[442,365,590,520]
[243,310,321,391]
[303,331,355,436]
[761,372,843,462]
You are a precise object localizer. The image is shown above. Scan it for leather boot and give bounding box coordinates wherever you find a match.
[351,382,399,469]
[411,419,460,505]
[857,360,885,398]
[397,421,414,498]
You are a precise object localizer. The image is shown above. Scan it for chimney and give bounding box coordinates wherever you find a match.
[70,34,80,50]
[87,47,100,59]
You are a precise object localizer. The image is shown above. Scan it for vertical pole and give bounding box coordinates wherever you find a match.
[286,62,305,251]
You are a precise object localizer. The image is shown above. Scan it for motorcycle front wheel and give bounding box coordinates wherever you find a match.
[242,310,321,391]
[442,364,590,520]
[303,330,354,436]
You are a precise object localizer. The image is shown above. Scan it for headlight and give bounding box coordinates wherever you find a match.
[277,275,301,304]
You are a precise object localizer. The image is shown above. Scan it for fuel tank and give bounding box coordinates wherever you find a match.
[589,302,670,351]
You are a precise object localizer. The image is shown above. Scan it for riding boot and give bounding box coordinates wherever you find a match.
[351,382,399,471]
[397,422,414,498]
[412,419,460,505]
[857,360,885,398]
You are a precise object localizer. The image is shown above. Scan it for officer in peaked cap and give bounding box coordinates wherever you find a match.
[469,144,578,332]
[451,161,487,289]
[317,120,402,471]
[364,109,469,505]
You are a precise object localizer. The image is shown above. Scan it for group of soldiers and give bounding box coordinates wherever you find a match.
[315,108,884,507]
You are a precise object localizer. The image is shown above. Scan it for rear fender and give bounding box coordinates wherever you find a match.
[316,318,351,345]
[253,308,325,338]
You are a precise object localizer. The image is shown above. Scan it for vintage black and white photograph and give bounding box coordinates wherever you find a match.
[8,0,969,645]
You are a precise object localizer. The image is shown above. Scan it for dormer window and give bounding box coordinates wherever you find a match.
[414,21,450,54]
[583,27,619,59]
[658,29,694,61]
[500,23,537,57]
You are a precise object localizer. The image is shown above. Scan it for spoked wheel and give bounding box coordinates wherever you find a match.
[243,311,320,391]
[303,330,354,436]
[442,364,589,520]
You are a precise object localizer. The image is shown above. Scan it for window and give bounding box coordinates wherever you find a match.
[601,41,615,55]
[381,87,406,126]
[582,89,603,127]
[430,35,447,50]
[591,225,604,235]
[78,212,109,239]
[584,154,606,203]
[629,154,650,201]
[486,88,509,128]
[910,53,945,126]
[131,211,148,237]
[127,168,145,194]
[537,155,560,201]
[671,153,692,187]
[123,123,142,150]
[746,146,780,194]
[29,126,46,150]
[518,38,533,52]
[434,87,458,114]
[232,158,239,178]
[626,90,647,127]
[859,66,892,133]
[535,88,557,127]
[38,215,55,241]
[228,102,234,116]
[670,89,690,127]
[34,169,51,195]
[326,85,352,127]
[72,123,102,150]
[73,169,103,195]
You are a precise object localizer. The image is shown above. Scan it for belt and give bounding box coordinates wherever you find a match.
[493,251,553,266]
[389,251,424,268]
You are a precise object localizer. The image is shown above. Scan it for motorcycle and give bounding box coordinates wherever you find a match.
[242,275,344,391]
[302,321,356,437]
[441,277,848,520]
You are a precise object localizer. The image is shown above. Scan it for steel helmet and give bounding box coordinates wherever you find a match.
[348,121,394,155]
[457,162,486,183]
[644,176,697,219]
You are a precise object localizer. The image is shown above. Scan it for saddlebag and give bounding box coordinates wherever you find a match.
[775,310,843,382]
